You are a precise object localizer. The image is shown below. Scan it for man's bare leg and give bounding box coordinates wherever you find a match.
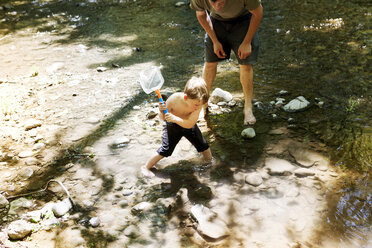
[201,62,218,117]
[203,62,218,91]
[239,64,256,125]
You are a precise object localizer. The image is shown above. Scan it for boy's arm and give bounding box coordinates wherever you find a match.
[165,109,201,129]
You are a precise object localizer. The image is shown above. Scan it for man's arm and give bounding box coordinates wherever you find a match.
[238,4,263,59]
[196,11,226,58]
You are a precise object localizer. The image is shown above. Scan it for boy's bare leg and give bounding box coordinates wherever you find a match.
[201,148,212,163]
[142,154,163,177]
[239,64,256,125]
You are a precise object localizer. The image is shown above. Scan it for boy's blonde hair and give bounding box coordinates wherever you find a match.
[184,77,209,103]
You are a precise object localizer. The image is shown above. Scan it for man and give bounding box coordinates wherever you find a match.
[190,0,263,125]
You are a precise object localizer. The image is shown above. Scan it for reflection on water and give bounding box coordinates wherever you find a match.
[324,174,372,247]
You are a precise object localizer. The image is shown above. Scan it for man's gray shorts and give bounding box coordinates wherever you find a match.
[205,14,259,65]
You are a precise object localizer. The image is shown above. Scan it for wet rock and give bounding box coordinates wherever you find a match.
[190,204,229,240]
[194,185,212,200]
[24,157,39,166]
[124,225,140,238]
[217,101,227,106]
[89,217,100,227]
[278,90,289,96]
[269,127,288,135]
[133,105,141,110]
[52,198,72,217]
[112,137,130,148]
[7,220,33,240]
[19,167,34,179]
[241,128,256,139]
[175,1,186,7]
[283,96,310,112]
[294,168,316,177]
[262,188,283,199]
[288,145,325,168]
[228,100,237,107]
[24,119,42,130]
[0,194,9,208]
[122,189,133,196]
[209,88,233,104]
[32,142,45,151]
[18,150,33,158]
[118,200,129,208]
[9,198,33,216]
[265,157,296,176]
[245,172,263,186]
[146,109,158,119]
[132,202,152,214]
[96,66,107,72]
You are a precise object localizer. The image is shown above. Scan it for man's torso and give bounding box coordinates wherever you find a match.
[190,0,261,21]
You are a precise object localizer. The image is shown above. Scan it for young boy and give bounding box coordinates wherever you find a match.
[141,77,212,177]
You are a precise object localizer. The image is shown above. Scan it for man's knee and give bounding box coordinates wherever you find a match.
[205,62,218,70]
[239,64,252,73]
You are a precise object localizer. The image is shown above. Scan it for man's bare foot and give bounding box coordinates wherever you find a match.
[141,166,155,177]
[244,106,256,125]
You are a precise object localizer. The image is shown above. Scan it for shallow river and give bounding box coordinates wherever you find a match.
[1,0,371,247]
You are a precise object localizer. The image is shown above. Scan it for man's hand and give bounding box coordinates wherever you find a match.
[214,41,226,59]
[238,42,252,60]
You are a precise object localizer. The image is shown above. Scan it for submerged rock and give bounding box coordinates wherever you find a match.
[283,96,310,112]
[241,128,256,139]
[265,157,296,176]
[245,172,263,186]
[191,204,229,240]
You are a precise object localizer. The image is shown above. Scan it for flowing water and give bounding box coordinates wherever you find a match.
[1,0,371,247]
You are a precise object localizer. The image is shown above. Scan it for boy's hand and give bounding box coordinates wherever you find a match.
[165,113,179,123]
[159,102,167,112]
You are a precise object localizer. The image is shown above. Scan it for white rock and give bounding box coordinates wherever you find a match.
[96,66,107,72]
[210,88,233,104]
[18,150,34,158]
[52,198,72,217]
[191,204,229,240]
[241,128,256,139]
[283,96,310,112]
[7,220,33,240]
[32,142,45,151]
[113,137,130,147]
[132,202,152,213]
[175,1,186,7]
[245,172,263,186]
[89,217,100,227]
